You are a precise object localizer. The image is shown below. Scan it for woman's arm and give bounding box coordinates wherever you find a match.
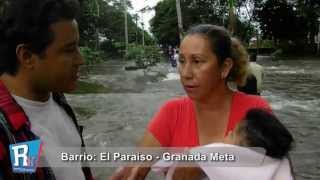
[110,99,176,179]
[171,167,207,180]
[138,130,162,147]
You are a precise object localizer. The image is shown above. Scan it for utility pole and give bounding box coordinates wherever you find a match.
[123,0,129,55]
[134,14,138,44]
[139,6,152,47]
[175,0,183,41]
[317,18,320,54]
[142,21,145,47]
[228,0,236,34]
[256,29,259,56]
[94,0,100,50]
[139,9,145,47]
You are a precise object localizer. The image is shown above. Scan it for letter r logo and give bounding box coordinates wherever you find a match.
[11,144,29,166]
[9,139,42,173]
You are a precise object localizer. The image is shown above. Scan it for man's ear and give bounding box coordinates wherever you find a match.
[221,58,234,79]
[16,44,36,70]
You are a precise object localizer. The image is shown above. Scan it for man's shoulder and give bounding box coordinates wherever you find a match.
[0,111,9,136]
[0,111,15,160]
[0,111,6,120]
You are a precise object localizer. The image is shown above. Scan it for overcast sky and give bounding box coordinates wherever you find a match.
[129,0,161,32]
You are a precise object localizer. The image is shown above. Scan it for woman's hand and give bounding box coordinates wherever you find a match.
[110,131,162,180]
[172,167,206,180]
[109,166,150,180]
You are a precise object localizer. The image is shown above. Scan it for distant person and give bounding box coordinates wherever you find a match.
[111,24,273,180]
[238,52,264,95]
[0,0,93,179]
[172,49,179,67]
[168,46,174,61]
[168,47,177,68]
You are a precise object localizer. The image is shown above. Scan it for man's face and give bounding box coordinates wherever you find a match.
[31,19,84,93]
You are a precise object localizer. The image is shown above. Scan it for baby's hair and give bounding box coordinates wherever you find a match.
[240,108,294,159]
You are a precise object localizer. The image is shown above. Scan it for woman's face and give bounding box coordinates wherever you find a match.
[178,34,226,100]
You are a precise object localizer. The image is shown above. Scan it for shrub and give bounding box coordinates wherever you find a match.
[125,44,164,66]
[80,46,105,64]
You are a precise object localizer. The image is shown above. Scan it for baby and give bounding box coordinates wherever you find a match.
[224,108,294,159]
[153,108,295,180]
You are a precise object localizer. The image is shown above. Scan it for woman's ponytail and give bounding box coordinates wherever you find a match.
[228,37,249,86]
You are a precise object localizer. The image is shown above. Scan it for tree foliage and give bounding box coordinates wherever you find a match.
[252,0,320,53]
[150,0,179,46]
[78,0,155,58]
[254,1,300,41]
[151,0,320,54]
[150,0,255,47]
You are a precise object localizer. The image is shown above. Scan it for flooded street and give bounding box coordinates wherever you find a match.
[261,58,320,180]
[66,58,320,180]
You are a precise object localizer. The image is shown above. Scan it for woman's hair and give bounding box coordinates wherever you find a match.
[186,24,249,86]
[238,108,294,159]
[0,0,80,75]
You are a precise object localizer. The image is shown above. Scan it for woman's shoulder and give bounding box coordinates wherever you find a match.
[228,91,272,132]
[233,91,271,110]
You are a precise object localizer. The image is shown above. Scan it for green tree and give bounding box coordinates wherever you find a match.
[78,0,100,47]
[254,0,300,41]
[294,0,320,47]
[78,0,155,58]
[252,0,320,53]
[150,0,255,47]
[150,0,180,47]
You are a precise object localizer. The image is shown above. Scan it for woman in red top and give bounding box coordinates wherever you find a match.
[111,24,271,180]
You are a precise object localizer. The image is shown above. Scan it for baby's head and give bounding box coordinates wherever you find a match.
[225,108,294,159]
